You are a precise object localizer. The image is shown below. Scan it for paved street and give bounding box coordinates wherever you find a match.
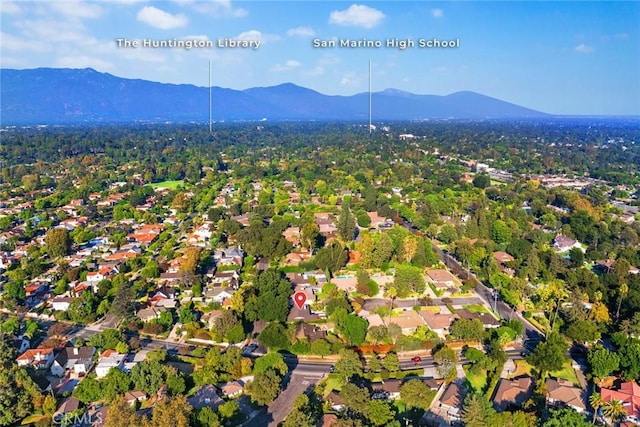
[243,366,328,427]
[362,296,483,311]
[362,227,544,347]
[432,244,543,342]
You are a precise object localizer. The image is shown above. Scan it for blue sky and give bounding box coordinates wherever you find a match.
[1,1,638,115]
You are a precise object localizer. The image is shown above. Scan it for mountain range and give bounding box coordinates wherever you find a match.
[0,68,551,125]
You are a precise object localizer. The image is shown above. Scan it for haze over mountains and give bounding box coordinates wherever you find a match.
[0,68,551,125]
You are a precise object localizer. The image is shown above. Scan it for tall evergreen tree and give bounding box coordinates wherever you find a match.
[337,202,356,241]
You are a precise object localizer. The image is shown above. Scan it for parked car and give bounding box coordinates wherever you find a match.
[411,356,422,364]
[242,343,258,355]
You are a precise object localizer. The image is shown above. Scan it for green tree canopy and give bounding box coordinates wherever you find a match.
[526,332,569,377]
[253,352,288,376]
[258,322,291,350]
[334,348,364,382]
[399,378,437,410]
[45,227,71,258]
[245,369,282,406]
[587,347,620,382]
[315,241,348,276]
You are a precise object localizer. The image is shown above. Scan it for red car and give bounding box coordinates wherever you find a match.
[411,356,422,364]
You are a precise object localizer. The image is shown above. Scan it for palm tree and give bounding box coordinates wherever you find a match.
[384,286,398,327]
[602,398,627,426]
[589,392,604,425]
[616,283,629,321]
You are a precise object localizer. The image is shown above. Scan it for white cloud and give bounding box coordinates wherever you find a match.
[192,0,248,18]
[118,48,167,63]
[329,4,385,29]
[306,53,340,76]
[340,71,361,87]
[137,6,188,29]
[431,8,443,18]
[237,30,281,44]
[111,0,147,4]
[287,26,315,37]
[271,59,302,72]
[55,55,114,70]
[183,34,211,41]
[0,1,22,14]
[574,43,594,54]
[50,1,103,19]
[0,56,27,67]
[15,20,88,43]
[0,32,50,52]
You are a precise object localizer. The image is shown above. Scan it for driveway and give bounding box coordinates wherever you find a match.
[243,368,328,426]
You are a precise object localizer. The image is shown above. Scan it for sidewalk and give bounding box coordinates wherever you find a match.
[500,359,517,378]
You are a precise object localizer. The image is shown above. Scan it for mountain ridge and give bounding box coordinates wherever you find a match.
[0,67,552,125]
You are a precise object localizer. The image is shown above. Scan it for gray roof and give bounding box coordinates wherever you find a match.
[55,346,96,369]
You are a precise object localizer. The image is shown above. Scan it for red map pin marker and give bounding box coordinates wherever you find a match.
[293,291,307,309]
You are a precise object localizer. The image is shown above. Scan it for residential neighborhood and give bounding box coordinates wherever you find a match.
[1,121,640,427]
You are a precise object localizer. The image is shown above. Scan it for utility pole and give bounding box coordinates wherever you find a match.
[369,59,372,135]
[209,59,212,134]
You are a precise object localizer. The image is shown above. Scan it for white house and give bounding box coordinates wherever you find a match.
[51,296,73,311]
[16,348,55,370]
[221,380,244,398]
[553,235,584,253]
[95,350,126,378]
[50,346,96,377]
[204,287,235,304]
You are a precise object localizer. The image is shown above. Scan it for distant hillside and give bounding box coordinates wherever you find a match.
[0,68,551,125]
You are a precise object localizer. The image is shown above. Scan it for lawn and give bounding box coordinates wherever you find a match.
[550,363,580,386]
[506,359,579,387]
[178,355,205,367]
[507,359,533,379]
[464,304,491,314]
[396,368,424,379]
[464,365,487,393]
[21,414,48,425]
[147,180,185,189]
[428,283,444,297]
[322,373,344,396]
[529,316,550,333]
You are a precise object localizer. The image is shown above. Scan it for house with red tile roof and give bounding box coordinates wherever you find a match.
[95,350,126,378]
[104,248,140,261]
[16,347,55,370]
[601,380,640,422]
[128,224,162,245]
[86,267,116,284]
